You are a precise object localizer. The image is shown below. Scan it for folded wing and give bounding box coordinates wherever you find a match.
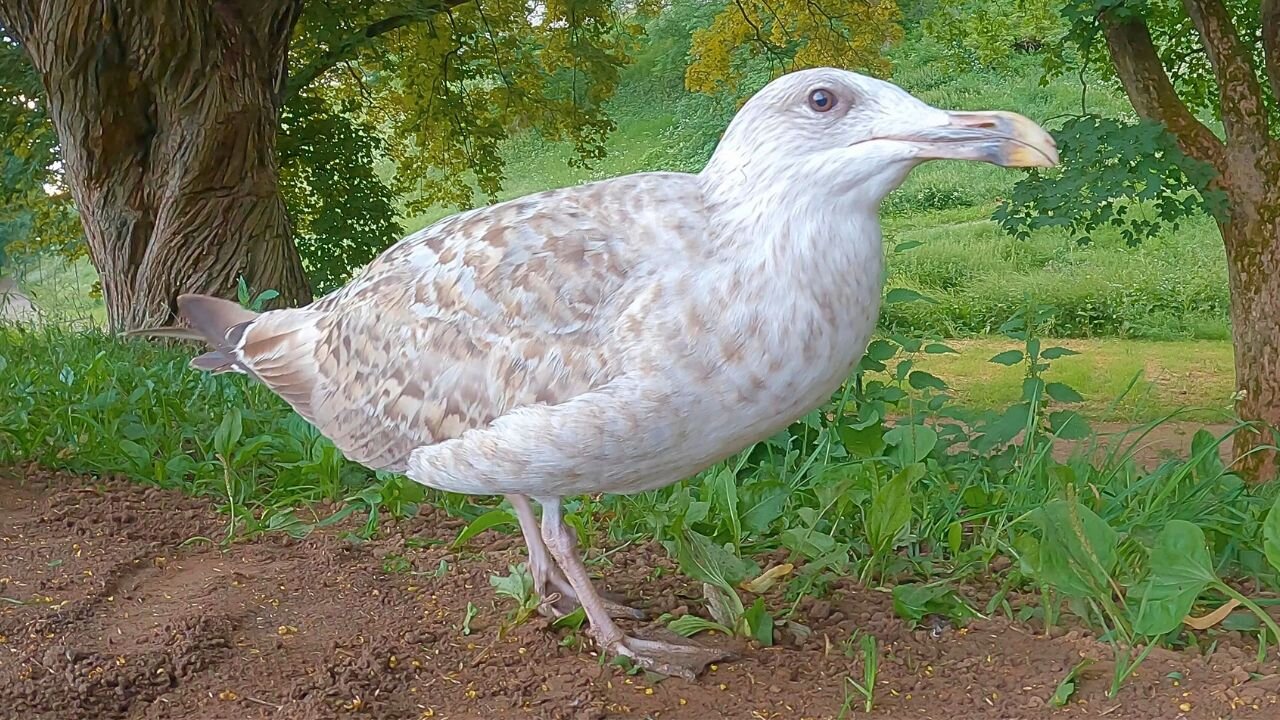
[180,186,653,471]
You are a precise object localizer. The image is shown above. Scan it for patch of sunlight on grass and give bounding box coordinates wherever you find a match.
[16,254,107,328]
[901,338,1236,423]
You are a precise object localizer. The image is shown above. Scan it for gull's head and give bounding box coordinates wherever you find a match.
[702,68,1058,207]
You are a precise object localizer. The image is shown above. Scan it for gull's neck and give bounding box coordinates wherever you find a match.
[686,159,887,439]
[696,159,884,291]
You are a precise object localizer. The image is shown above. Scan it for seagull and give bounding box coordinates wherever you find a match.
[162,68,1056,679]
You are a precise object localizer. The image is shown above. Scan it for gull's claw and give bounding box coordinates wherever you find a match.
[605,635,734,681]
[513,494,647,621]
[536,586,647,620]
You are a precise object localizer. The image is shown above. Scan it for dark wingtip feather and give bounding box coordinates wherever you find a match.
[176,294,259,352]
[190,350,246,375]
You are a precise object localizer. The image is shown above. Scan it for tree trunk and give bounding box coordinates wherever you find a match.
[1222,201,1280,481]
[3,0,311,331]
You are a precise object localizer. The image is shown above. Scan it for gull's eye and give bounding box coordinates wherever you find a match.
[807,88,837,113]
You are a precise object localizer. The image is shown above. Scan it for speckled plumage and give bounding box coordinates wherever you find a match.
[171,67,1056,678]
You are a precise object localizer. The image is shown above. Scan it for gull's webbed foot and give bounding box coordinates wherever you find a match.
[599,633,734,681]
[536,497,729,680]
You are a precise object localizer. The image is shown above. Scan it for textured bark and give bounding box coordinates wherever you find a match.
[1101,5,1280,480]
[1222,204,1280,482]
[1182,0,1270,144]
[1,0,311,331]
[1264,0,1280,102]
[1101,15,1227,172]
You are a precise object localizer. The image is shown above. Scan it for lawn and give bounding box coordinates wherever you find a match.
[908,338,1236,422]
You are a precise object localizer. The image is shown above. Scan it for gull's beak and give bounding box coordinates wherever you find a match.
[891,110,1059,168]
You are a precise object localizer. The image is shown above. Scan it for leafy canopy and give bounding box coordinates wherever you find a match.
[685,0,901,95]
[1,0,632,289]
[3,0,902,291]
[918,0,1276,245]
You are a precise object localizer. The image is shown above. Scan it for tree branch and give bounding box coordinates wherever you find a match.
[1262,0,1280,104]
[283,1,470,103]
[0,0,36,42]
[1181,0,1269,145]
[1101,13,1226,172]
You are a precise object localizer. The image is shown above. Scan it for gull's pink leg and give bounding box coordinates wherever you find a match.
[506,494,643,619]
[536,498,729,680]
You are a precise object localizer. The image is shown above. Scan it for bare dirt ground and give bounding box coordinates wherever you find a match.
[1057,421,1237,468]
[3,465,1278,720]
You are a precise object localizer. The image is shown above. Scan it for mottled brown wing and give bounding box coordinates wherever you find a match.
[228,184,650,472]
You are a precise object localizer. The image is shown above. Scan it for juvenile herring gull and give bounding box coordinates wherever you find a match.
[167,68,1056,679]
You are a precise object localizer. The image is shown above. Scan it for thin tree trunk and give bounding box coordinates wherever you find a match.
[1222,206,1280,481]
[6,0,310,331]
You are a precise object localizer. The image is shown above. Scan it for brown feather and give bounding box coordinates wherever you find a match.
[176,294,259,352]
[190,351,246,375]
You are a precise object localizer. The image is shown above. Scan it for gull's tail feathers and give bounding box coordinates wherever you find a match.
[122,296,260,375]
[179,293,329,424]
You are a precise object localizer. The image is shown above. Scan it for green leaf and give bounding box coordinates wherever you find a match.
[490,564,534,603]
[907,371,948,391]
[1262,494,1280,577]
[710,467,741,545]
[1133,520,1218,636]
[884,424,937,466]
[684,500,711,528]
[1021,377,1045,402]
[744,597,775,646]
[1050,659,1095,707]
[989,350,1024,366]
[867,464,922,555]
[212,408,243,458]
[1045,382,1084,403]
[1021,500,1118,600]
[704,581,745,629]
[451,508,516,549]
[923,342,958,354]
[865,339,898,362]
[839,422,886,458]
[739,482,789,533]
[667,614,732,638]
[117,439,151,471]
[891,582,977,628]
[552,606,587,630]
[1048,410,1092,440]
[947,520,964,555]
[884,288,935,304]
[977,402,1033,449]
[891,583,947,626]
[674,529,758,587]
[1041,346,1079,359]
[780,527,838,560]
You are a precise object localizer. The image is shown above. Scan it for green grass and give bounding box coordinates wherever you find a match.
[901,338,1236,422]
[11,254,106,328]
[399,112,678,234]
[881,207,1229,341]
